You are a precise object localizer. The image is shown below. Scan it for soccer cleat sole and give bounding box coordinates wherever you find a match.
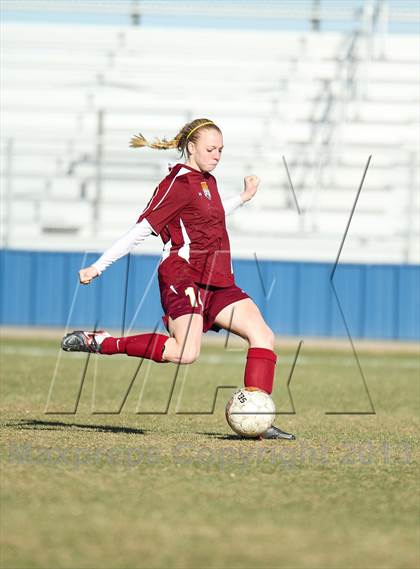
[61,331,94,353]
[259,426,296,440]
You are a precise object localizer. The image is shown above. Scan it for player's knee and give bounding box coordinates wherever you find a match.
[248,326,275,350]
[179,355,198,365]
[266,327,276,349]
[178,345,200,364]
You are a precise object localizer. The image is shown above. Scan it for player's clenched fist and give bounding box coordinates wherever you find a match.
[241,175,260,203]
[79,266,99,285]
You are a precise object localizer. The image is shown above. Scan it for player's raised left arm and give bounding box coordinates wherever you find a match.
[241,175,260,203]
[222,175,260,216]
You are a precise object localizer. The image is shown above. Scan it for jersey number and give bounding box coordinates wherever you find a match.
[185,287,203,308]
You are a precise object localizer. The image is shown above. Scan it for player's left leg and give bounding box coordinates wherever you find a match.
[214,298,276,392]
[213,298,295,440]
[219,298,275,348]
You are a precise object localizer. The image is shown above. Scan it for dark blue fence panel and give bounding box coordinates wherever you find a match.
[298,262,333,336]
[64,253,102,328]
[330,263,366,339]
[233,258,265,308]
[96,254,131,330]
[397,264,420,340]
[1,249,419,341]
[263,261,300,336]
[364,265,398,339]
[125,255,163,332]
[0,250,33,325]
[32,251,69,326]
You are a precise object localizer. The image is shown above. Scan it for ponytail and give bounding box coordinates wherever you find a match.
[129,133,180,150]
[129,118,221,157]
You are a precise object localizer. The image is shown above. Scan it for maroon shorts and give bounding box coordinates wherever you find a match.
[159,278,250,333]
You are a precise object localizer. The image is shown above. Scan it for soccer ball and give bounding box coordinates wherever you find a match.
[225,387,276,437]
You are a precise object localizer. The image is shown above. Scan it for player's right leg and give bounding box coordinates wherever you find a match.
[61,330,110,354]
[61,328,169,362]
[61,270,205,365]
[61,314,203,365]
[161,313,203,364]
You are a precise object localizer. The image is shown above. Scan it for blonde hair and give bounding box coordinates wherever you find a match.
[129,118,221,157]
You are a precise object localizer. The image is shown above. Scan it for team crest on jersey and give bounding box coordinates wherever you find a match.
[200,181,211,200]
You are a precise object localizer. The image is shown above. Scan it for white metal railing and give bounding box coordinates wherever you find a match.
[2,0,420,31]
[283,0,397,223]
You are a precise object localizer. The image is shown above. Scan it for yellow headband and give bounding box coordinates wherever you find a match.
[186,121,215,140]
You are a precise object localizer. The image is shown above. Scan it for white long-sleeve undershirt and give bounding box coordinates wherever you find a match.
[92,219,153,274]
[222,194,244,216]
[91,194,244,274]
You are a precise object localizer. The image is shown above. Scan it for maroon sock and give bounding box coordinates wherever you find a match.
[244,347,277,394]
[100,333,169,363]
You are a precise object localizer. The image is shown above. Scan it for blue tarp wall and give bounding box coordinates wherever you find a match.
[1,249,419,340]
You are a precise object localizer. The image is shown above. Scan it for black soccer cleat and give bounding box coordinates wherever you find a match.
[61,330,110,353]
[260,425,296,440]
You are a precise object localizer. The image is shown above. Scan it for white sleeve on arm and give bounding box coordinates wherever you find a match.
[222,195,244,216]
[91,218,153,274]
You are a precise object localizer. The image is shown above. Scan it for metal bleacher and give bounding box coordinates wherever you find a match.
[1,2,419,263]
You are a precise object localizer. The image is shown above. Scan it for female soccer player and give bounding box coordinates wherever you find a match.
[62,118,295,440]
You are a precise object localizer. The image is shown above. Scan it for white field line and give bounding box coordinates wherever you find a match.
[1,345,419,369]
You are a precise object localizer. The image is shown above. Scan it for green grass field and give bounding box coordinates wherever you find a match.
[1,332,419,569]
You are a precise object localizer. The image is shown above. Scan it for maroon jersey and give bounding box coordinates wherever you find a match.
[137,163,234,287]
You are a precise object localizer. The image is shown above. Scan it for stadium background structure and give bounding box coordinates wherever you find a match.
[1,4,419,569]
[1,0,419,341]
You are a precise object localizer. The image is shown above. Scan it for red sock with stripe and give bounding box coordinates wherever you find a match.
[100,333,169,363]
[244,347,277,394]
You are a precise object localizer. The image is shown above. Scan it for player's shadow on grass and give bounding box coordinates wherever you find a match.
[196,431,249,441]
[6,419,147,435]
